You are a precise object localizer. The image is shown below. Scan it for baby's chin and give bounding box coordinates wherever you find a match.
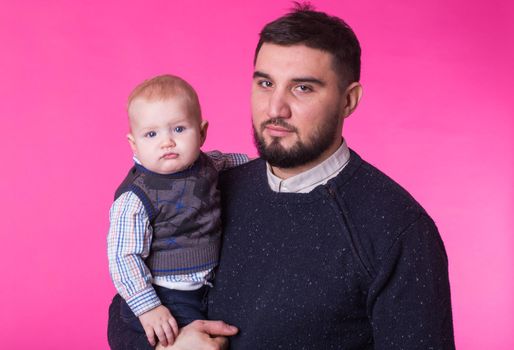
[155,160,199,175]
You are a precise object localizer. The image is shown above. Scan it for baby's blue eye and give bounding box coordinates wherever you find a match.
[145,131,157,138]
[174,126,185,133]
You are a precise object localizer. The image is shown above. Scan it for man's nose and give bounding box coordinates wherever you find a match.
[267,89,292,119]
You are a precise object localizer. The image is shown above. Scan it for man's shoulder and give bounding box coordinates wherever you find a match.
[341,150,426,217]
[219,158,265,187]
[337,151,437,267]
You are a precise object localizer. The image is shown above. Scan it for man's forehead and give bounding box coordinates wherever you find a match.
[254,43,336,80]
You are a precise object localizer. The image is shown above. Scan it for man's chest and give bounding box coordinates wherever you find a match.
[209,198,372,347]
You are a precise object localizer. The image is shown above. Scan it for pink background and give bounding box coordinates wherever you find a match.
[1,1,513,348]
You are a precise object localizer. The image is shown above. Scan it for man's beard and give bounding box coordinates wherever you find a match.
[253,116,340,169]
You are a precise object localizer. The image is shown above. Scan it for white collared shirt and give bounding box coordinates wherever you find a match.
[266,139,350,193]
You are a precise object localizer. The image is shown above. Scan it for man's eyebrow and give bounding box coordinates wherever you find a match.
[253,71,270,79]
[253,71,325,86]
[291,77,325,86]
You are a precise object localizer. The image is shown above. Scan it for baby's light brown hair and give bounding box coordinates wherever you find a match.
[127,74,202,122]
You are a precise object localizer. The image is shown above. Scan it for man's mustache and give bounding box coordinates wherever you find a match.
[261,118,298,133]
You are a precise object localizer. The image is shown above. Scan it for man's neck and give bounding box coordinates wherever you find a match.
[270,139,343,180]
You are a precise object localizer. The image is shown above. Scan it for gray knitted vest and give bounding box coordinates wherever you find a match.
[114,153,221,276]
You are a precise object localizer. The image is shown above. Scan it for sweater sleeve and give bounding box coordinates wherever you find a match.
[107,191,161,316]
[367,214,455,349]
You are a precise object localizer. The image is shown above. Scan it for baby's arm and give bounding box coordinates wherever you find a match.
[108,191,175,345]
[138,305,179,347]
[206,150,250,171]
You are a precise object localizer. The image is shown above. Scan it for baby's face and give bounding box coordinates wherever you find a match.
[127,97,207,174]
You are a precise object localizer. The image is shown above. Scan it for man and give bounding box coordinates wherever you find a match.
[108,4,455,349]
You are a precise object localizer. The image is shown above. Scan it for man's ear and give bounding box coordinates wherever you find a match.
[199,120,209,146]
[341,82,363,118]
[127,133,137,153]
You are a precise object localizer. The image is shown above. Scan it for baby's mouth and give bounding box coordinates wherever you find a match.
[161,153,178,159]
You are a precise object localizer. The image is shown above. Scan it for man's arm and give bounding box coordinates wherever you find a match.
[108,294,238,350]
[368,214,455,349]
[156,320,238,350]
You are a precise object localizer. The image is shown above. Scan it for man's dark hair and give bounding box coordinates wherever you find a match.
[254,2,361,87]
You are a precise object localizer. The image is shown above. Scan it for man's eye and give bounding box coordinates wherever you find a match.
[145,131,157,138]
[174,126,185,133]
[296,84,312,92]
[258,80,273,88]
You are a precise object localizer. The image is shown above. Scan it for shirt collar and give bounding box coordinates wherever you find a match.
[266,139,350,193]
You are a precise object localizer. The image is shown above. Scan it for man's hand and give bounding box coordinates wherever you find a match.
[156,320,238,350]
[138,305,179,347]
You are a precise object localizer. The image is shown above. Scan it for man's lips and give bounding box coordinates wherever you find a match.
[161,153,178,159]
[265,125,295,137]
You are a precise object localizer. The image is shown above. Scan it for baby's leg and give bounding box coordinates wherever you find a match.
[119,296,147,333]
[155,285,208,328]
[108,294,153,350]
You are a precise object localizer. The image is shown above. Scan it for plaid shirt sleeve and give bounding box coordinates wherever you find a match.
[206,150,250,171]
[107,191,161,316]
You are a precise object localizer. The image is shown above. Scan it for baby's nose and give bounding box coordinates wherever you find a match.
[161,136,176,148]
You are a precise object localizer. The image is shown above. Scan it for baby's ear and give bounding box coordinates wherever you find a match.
[199,120,209,146]
[127,133,137,153]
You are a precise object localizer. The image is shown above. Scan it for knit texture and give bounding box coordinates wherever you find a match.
[208,150,455,349]
[115,152,221,276]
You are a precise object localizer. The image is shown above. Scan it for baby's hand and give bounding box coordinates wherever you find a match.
[138,305,179,347]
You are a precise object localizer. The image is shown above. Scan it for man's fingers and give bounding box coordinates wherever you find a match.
[211,335,230,350]
[192,320,239,336]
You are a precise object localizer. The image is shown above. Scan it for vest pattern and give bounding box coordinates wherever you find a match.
[115,153,221,276]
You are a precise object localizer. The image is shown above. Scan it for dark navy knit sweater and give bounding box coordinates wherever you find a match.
[208,150,455,349]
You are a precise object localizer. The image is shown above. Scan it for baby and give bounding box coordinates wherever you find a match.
[107,74,248,347]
